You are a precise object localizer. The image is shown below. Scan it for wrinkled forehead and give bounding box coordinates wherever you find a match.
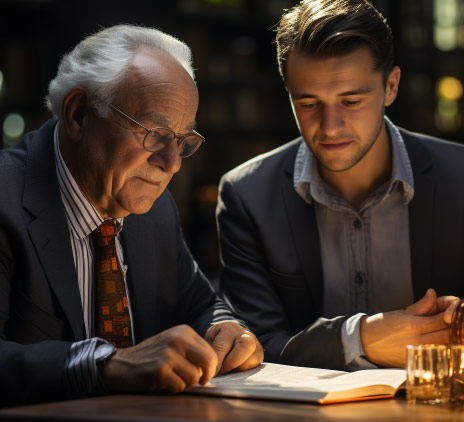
[115,47,199,128]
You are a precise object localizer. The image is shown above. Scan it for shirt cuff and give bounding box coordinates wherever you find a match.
[341,313,378,370]
[212,301,249,330]
[62,338,109,399]
[210,319,249,331]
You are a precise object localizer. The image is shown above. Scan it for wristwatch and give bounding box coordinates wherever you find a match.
[95,343,117,372]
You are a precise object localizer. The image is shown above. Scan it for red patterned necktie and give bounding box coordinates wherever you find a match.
[93,220,133,348]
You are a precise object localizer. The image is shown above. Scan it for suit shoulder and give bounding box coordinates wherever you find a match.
[0,119,57,170]
[0,143,27,169]
[221,138,302,185]
[400,128,464,172]
[400,128,464,154]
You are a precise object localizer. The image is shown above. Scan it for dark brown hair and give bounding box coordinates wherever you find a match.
[276,0,394,84]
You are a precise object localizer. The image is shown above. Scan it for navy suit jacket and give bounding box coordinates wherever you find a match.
[0,119,227,406]
[217,127,464,371]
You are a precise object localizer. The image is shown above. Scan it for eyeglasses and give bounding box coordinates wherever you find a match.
[107,104,205,158]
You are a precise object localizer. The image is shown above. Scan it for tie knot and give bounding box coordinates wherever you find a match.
[94,220,116,246]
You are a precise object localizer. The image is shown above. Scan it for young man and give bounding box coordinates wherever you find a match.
[217,0,463,371]
[0,24,263,406]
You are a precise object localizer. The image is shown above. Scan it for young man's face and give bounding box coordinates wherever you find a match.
[285,47,400,173]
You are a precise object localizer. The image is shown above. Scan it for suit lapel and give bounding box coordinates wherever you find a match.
[121,212,167,342]
[403,131,435,300]
[281,153,324,316]
[22,120,85,340]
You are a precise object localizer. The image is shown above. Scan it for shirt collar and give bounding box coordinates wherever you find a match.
[53,122,123,240]
[384,116,414,202]
[293,116,414,205]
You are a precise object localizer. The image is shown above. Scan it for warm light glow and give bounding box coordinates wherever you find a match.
[3,113,25,138]
[422,371,432,381]
[437,77,463,100]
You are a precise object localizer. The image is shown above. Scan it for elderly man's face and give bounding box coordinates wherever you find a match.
[74,48,199,218]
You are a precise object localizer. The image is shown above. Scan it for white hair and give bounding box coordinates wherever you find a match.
[46,24,195,118]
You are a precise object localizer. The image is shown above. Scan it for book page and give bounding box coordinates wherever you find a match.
[206,363,405,392]
[319,368,406,393]
[208,363,346,389]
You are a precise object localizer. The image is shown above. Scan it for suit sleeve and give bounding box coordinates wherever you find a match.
[166,193,242,338]
[0,227,73,406]
[216,175,347,370]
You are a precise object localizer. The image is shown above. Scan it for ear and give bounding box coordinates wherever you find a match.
[384,66,401,107]
[61,88,92,142]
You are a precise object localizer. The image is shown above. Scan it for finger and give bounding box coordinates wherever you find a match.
[155,365,187,394]
[209,329,236,375]
[430,295,461,316]
[234,342,264,373]
[406,289,436,316]
[444,299,461,324]
[184,338,217,385]
[219,333,257,374]
[417,328,451,345]
[171,357,204,390]
[416,312,450,333]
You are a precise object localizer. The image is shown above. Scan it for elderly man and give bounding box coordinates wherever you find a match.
[216,0,463,372]
[0,24,262,406]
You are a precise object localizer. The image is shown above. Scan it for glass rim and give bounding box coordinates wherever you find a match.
[406,344,448,350]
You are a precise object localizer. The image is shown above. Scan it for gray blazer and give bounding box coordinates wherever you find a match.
[217,127,464,370]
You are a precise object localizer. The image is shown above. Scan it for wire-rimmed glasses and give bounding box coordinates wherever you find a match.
[107,104,205,158]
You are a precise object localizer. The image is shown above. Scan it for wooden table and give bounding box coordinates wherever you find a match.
[1,394,464,421]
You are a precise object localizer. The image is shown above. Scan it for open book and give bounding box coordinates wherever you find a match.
[188,362,405,404]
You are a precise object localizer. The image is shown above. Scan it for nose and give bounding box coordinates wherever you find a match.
[149,139,182,174]
[319,105,345,136]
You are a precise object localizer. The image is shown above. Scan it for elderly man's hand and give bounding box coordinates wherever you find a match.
[102,325,218,394]
[360,289,460,368]
[205,321,264,375]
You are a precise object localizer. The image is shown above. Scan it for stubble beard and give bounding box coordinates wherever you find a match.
[310,113,385,173]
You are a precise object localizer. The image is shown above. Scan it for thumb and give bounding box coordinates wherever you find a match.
[205,325,231,376]
[444,299,461,324]
[405,288,437,316]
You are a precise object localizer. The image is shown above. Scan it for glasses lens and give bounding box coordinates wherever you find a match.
[179,135,204,158]
[144,129,204,157]
[144,129,175,152]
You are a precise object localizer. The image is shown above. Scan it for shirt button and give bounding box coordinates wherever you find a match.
[353,219,362,229]
[355,273,364,285]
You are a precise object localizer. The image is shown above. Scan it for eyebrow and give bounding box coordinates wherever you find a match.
[293,88,373,100]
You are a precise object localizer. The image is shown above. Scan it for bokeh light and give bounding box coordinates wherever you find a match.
[3,113,25,138]
[437,77,463,101]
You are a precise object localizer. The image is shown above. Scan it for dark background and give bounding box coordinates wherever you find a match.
[1,0,463,283]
